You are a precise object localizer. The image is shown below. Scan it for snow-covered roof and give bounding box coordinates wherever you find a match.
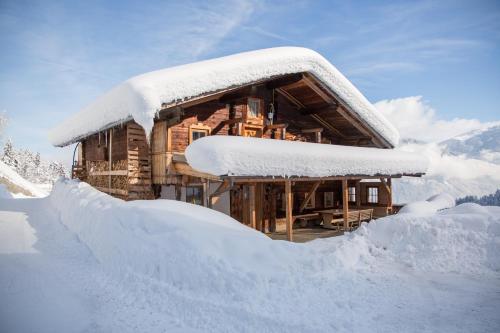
[185,136,427,178]
[49,47,400,147]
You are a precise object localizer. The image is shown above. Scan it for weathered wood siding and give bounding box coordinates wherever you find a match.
[127,123,154,199]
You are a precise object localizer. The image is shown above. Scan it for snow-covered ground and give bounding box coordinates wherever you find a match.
[1,180,499,332]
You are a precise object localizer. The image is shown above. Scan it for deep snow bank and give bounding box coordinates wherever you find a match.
[398,192,455,215]
[50,180,500,282]
[49,180,299,298]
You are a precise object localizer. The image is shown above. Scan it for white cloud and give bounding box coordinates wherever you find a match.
[375,96,491,143]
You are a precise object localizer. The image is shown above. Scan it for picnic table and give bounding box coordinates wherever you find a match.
[314,209,346,230]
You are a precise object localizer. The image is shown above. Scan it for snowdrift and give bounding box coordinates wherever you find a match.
[3,180,499,332]
[50,180,500,284]
[0,160,47,197]
[49,180,300,298]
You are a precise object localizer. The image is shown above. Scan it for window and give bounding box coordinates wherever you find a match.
[367,187,379,204]
[189,123,211,144]
[191,130,207,142]
[303,192,315,209]
[186,186,203,205]
[247,98,261,118]
[324,192,334,208]
[348,186,356,203]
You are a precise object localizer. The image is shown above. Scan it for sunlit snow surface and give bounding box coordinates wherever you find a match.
[0,180,499,332]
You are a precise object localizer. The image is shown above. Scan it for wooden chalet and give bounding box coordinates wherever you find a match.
[50,47,426,241]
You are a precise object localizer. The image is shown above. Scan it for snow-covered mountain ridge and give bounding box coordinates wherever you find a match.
[394,123,500,204]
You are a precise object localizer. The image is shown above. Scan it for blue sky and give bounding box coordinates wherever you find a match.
[1,0,499,163]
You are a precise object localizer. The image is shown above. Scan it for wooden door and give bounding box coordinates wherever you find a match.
[151,121,168,184]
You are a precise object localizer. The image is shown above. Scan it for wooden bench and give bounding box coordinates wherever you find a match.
[293,213,320,227]
[329,209,374,231]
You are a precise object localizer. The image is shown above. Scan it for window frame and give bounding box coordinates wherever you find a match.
[247,97,262,119]
[324,191,334,208]
[188,123,211,144]
[348,186,356,203]
[367,186,379,204]
[186,185,204,206]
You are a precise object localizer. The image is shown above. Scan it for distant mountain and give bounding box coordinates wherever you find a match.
[439,123,500,164]
[393,124,500,204]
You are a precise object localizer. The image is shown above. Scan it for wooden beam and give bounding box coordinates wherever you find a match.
[299,181,320,212]
[285,180,293,241]
[310,114,346,138]
[219,89,251,104]
[300,128,323,133]
[209,179,230,198]
[224,174,413,183]
[89,170,128,176]
[265,73,303,90]
[173,162,221,181]
[249,184,256,229]
[222,117,244,125]
[302,75,335,104]
[276,88,305,109]
[342,179,349,231]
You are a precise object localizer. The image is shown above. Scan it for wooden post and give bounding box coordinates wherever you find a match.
[175,183,182,201]
[285,180,293,241]
[387,177,393,214]
[255,183,263,232]
[270,186,277,233]
[249,184,256,229]
[342,179,349,231]
[108,128,113,191]
[355,180,361,208]
[380,177,393,214]
[203,180,209,207]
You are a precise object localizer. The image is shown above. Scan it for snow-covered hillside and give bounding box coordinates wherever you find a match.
[0,160,48,197]
[441,123,500,163]
[1,180,499,332]
[393,124,500,204]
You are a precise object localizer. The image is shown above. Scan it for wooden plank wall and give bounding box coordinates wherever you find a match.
[127,123,154,199]
[151,120,168,184]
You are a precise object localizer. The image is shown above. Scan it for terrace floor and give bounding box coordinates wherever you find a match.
[267,226,344,243]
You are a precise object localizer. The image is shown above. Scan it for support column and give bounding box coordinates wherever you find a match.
[108,128,113,191]
[342,179,349,231]
[285,180,293,241]
[387,177,393,214]
[249,184,256,229]
[270,186,277,233]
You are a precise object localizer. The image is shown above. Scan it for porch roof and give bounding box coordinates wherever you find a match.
[185,136,428,179]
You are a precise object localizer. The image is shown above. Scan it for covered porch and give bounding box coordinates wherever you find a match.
[222,176,395,242]
[183,135,428,242]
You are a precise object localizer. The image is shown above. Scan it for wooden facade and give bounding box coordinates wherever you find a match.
[73,72,417,240]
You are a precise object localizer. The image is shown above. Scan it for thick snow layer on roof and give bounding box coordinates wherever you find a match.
[48,47,399,147]
[185,136,427,177]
